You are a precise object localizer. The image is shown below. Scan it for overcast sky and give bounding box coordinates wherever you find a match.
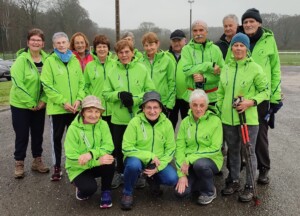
[79,0,299,31]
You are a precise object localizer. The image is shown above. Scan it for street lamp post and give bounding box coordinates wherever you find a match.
[188,0,194,40]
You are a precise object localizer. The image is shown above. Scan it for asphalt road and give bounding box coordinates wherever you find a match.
[0,66,299,216]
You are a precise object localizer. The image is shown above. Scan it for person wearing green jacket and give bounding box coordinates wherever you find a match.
[181,20,224,104]
[102,39,155,189]
[121,91,178,210]
[64,95,115,209]
[84,34,116,133]
[166,29,189,129]
[217,33,269,202]
[175,89,223,205]
[41,32,85,181]
[140,32,176,116]
[10,28,49,179]
[240,8,282,185]
[121,31,143,61]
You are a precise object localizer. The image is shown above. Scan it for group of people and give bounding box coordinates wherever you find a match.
[9,7,282,211]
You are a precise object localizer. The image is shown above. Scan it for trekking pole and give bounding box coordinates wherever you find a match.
[238,109,261,206]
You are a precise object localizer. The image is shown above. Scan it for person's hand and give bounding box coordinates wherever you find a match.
[143,166,158,177]
[78,152,92,165]
[181,162,189,175]
[193,73,204,82]
[72,100,81,114]
[119,91,133,108]
[213,64,221,75]
[175,176,188,194]
[64,102,75,113]
[236,99,254,113]
[152,157,160,167]
[99,154,114,165]
[36,101,46,110]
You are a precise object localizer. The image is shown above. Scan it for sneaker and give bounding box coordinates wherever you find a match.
[146,177,163,196]
[257,169,270,185]
[239,184,254,202]
[135,175,146,189]
[111,173,123,189]
[76,187,89,201]
[121,194,133,210]
[50,166,62,181]
[15,160,24,179]
[100,190,112,209]
[31,157,50,173]
[197,187,217,205]
[221,180,241,195]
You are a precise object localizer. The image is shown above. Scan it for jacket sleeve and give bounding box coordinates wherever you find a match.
[75,67,85,102]
[175,119,188,178]
[122,119,155,164]
[133,70,156,106]
[216,71,226,115]
[269,38,282,103]
[203,47,224,85]
[89,121,114,163]
[252,65,270,104]
[165,57,176,109]
[10,57,36,108]
[157,121,175,171]
[40,59,68,105]
[102,73,120,103]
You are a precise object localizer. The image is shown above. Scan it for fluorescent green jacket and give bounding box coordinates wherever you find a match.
[64,115,114,181]
[41,52,85,115]
[84,53,116,116]
[140,51,176,109]
[166,50,188,100]
[102,59,155,125]
[175,110,223,178]
[181,39,224,103]
[10,49,48,108]
[217,57,269,126]
[122,112,175,171]
[225,28,281,103]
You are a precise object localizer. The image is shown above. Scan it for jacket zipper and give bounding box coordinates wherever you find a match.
[195,121,200,151]
[231,63,238,125]
[65,64,73,104]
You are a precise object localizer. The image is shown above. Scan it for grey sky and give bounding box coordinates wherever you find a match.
[79,0,299,31]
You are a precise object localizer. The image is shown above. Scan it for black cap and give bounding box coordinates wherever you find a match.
[242,8,262,24]
[170,29,186,40]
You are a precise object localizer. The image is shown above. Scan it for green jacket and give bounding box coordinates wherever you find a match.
[140,51,176,109]
[10,49,48,108]
[40,52,85,115]
[122,112,175,171]
[102,58,155,125]
[225,28,281,103]
[181,39,224,103]
[217,57,269,126]
[166,50,188,100]
[64,115,114,181]
[84,53,116,116]
[175,110,223,178]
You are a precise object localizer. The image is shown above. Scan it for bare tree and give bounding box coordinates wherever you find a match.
[17,0,43,27]
[138,22,161,34]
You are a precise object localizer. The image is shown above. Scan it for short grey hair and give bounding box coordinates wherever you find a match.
[191,20,208,31]
[52,32,69,43]
[223,14,239,25]
[121,31,135,40]
[189,89,209,105]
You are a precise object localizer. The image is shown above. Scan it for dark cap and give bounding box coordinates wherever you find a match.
[242,8,262,24]
[170,29,186,40]
[140,91,163,108]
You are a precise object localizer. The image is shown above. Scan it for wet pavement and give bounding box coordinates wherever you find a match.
[0,66,299,216]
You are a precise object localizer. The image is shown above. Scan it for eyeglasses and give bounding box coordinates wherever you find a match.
[30,39,43,43]
[144,106,161,111]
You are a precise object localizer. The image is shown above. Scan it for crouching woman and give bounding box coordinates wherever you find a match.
[175,89,223,205]
[64,96,115,209]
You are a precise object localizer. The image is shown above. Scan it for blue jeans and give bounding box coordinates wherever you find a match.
[223,124,258,186]
[175,158,218,197]
[123,157,178,196]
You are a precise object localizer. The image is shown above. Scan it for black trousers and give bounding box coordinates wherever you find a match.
[102,115,113,135]
[11,106,46,160]
[50,113,76,167]
[255,100,270,171]
[73,163,115,197]
[169,99,189,129]
[111,123,127,174]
